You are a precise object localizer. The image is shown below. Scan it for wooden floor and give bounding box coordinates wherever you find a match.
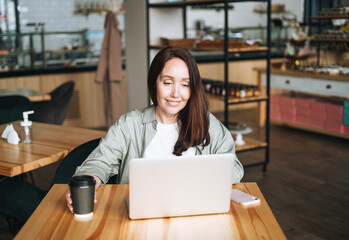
[217,109,349,240]
[1,108,348,239]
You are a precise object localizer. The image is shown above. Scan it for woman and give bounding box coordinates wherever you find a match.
[66,46,243,212]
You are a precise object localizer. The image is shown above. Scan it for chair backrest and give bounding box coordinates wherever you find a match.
[52,138,101,185]
[33,81,75,125]
[52,137,118,185]
[0,95,34,124]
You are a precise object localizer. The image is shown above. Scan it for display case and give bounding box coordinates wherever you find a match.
[262,1,349,139]
[0,29,105,72]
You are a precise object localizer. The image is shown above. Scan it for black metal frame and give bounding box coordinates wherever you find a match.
[307,0,345,66]
[146,0,271,171]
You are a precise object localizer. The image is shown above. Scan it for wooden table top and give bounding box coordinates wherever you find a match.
[0,87,51,102]
[15,183,286,240]
[0,121,106,177]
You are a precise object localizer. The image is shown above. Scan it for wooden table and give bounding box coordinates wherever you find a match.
[15,183,286,240]
[0,87,51,102]
[0,121,106,177]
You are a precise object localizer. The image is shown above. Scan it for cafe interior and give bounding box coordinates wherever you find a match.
[0,0,348,239]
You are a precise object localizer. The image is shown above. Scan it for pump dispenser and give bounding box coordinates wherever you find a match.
[20,110,34,144]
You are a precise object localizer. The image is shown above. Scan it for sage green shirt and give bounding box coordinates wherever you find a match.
[75,105,244,184]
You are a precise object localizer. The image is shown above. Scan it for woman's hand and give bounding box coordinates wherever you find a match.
[65,174,102,213]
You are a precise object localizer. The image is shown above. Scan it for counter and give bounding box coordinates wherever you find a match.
[254,67,349,139]
[0,65,97,78]
[256,67,349,98]
[0,52,283,78]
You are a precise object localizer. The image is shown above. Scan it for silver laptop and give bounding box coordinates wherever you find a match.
[127,153,234,219]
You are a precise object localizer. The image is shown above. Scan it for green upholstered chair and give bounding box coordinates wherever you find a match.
[0,177,46,233]
[0,95,34,124]
[0,137,118,233]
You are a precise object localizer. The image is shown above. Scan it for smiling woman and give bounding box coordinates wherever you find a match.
[66,46,244,214]
[155,58,191,124]
[148,46,210,156]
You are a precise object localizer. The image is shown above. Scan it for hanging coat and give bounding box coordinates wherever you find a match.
[96,10,127,127]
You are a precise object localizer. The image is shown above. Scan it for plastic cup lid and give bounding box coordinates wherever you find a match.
[69,175,96,187]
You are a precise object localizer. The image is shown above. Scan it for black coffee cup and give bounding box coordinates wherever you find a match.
[69,175,96,220]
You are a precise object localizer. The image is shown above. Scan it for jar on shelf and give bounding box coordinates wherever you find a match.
[253,87,260,97]
[245,87,253,97]
[239,86,246,98]
[230,86,236,98]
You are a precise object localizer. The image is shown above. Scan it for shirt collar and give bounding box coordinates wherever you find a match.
[143,105,157,124]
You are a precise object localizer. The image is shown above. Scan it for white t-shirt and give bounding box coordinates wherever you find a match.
[144,122,196,158]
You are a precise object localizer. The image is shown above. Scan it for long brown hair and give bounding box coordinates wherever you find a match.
[148,46,210,156]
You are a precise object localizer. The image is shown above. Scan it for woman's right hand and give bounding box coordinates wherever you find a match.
[65,188,75,213]
[65,174,102,213]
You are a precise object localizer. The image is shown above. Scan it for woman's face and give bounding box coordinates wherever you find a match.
[155,58,191,124]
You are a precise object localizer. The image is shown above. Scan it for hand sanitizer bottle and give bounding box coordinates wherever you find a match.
[20,110,34,144]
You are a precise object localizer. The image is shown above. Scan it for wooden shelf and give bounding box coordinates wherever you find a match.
[47,49,90,54]
[254,67,349,82]
[149,0,283,7]
[149,0,272,6]
[228,46,268,53]
[311,15,349,19]
[150,44,267,53]
[235,137,268,152]
[228,95,268,104]
[271,120,349,139]
[207,94,268,104]
[285,54,310,61]
[309,36,349,42]
[254,9,288,14]
[73,9,125,15]
[149,0,228,7]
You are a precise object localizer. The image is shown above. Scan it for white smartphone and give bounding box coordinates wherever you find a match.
[231,189,261,206]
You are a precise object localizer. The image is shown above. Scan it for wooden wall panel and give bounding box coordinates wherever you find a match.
[1,70,127,129]
[41,72,106,129]
[0,76,41,91]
